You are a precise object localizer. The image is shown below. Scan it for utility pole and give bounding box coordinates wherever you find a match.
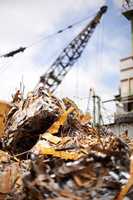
[92,91,102,126]
[97,95,102,126]
[92,90,96,126]
[86,88,93,113]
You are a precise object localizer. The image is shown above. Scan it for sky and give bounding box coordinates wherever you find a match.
[0,0,131,118]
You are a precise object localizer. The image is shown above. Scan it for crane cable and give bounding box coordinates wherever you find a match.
[0,11,96,59]
[74,12,105,110]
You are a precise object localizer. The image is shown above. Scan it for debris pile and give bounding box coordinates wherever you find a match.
[0,88,133,200]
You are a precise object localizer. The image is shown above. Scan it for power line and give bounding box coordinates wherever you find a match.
[0,11,96,59]
[28,12,96,48]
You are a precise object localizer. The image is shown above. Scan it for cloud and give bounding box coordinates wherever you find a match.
[0,0,129,122]
[0,0,106,99]
[0,0,105,50]
[113,0,123,8]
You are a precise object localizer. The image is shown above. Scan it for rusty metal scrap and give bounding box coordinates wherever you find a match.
[3,90,65,154]
[47,106,75,135]
[0,91,133,199]
[0,101,12,138]
[115,154,133,200]
[0,150,22,200]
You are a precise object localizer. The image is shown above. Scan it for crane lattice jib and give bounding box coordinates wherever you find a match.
[38,6,107,93]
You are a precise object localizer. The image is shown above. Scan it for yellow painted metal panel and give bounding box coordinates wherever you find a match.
[0,101,11,138]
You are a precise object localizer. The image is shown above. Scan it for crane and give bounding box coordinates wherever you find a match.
[35,5,108,93]
[0,6,107,137]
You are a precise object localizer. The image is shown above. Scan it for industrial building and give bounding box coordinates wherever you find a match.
[108,0,133,136]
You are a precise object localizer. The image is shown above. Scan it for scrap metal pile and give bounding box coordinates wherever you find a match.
[0,88,133,200]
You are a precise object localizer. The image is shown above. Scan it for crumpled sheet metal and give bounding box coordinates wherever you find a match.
[0,101,12,138]
[0,162,20,193]
[27,103,133,199]
[20,149,132,200]
[115,154,133,200]
[3,90,65,154]
[32,141,83,160]
[31,110,130,161]
[0,150,22,200]
[47,106,74,135]
[0,91,133,199]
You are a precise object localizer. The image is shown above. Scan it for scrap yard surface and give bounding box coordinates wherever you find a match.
[0,0,133,200]
[0,89,133,200]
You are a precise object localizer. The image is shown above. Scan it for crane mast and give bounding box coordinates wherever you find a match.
[37,6,108,93]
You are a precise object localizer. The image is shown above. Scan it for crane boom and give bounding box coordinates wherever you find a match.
[37,6,108,93]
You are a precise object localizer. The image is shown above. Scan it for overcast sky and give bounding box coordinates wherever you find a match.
[0,0,131,115]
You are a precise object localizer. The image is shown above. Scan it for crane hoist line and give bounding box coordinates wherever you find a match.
[35,6,108,93]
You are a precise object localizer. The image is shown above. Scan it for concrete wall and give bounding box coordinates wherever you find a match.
[120,57,133,97]
[108,123,133,137]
